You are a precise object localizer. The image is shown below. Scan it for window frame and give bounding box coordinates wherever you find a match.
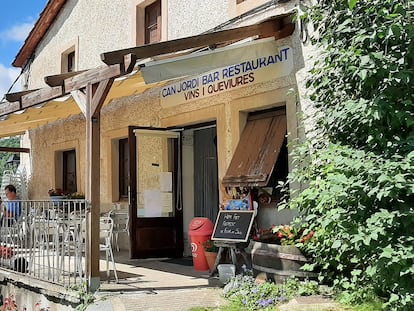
[134,0,166,46]
[61,46,76,73]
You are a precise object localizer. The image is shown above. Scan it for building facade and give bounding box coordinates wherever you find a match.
[4,0,315,261]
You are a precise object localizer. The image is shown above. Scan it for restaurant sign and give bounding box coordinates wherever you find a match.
[160,43,293,107]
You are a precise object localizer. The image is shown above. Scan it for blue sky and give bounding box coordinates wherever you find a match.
[0,1,47,100]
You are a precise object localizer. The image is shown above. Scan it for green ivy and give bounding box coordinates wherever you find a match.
[285,0,414,310]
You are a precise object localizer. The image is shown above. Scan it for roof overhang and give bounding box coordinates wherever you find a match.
[13,0,67,68]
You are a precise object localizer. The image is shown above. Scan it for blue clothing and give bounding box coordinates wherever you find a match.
[6,200,21,219]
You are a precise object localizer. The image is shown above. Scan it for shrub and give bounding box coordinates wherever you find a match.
[284,0,414,309]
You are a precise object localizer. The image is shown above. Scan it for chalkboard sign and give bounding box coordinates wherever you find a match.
[212,210,255,242]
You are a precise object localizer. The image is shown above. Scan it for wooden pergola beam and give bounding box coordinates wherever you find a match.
[44,70,87,87]
[5,90,39,103]
[0,147,30,153]
[21,86,63,109]
[0,102,21,118]
[100,14,294,65]
[65,64,122,93]
[1,62,132,118]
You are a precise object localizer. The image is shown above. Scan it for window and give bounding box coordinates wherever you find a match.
[118,138,129,198]
[61,47,76,73]
[236,0,246,3]
[63,149,77,193]
[67,51,75,72]
[222,107,287,187]
[145,0,161,44]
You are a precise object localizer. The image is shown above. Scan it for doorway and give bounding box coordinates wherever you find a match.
[181,124,219,256]
[193,126,219,222]
[128,126,183,259]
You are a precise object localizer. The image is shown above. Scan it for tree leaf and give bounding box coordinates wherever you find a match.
[349,0,358,10]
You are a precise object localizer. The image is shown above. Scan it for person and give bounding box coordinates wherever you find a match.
[2,185,21,227]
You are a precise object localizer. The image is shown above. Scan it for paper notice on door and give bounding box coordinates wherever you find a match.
[162,192,173,215]
[143,190,162,217]
[160,172,172,192]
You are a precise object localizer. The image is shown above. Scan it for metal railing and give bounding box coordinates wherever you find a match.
[0,200,89,288]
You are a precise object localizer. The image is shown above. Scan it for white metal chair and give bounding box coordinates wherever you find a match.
[109,210,129,252]
[59,212,87,280]
[30,215,65,280]
[100,216,118,283]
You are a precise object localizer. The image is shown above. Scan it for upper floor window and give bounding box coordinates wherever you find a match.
[61,47,76,73]
[67,51,75,72]
[236,0,246,3]
[135,0,164,46]
[145,0,161,44]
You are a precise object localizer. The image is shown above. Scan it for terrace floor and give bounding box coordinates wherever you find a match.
[92,250,227,311]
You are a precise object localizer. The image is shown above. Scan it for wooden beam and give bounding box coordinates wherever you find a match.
[0,102,21,118]
[44,70,87,87]
[0,147,30,153]
[21,86,63,109]
[5,90,39,103]
[123,53,137,73]
[65,64,122,93]
[101,15,293,65]
[85,82,101,291]
[91,78,114,116]
[71,90,87,116]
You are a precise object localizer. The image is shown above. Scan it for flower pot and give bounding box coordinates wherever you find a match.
[204,251,218,272]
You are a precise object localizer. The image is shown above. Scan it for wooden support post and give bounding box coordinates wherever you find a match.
[84,78,114,292]
[86,83,100,291]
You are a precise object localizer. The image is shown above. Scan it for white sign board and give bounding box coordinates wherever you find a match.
[160,43,293,107]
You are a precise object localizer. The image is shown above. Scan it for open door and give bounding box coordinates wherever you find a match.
[128,126,183,258]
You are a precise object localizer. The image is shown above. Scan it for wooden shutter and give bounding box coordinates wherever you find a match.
[222,108,287,187]
[145,0,161,44]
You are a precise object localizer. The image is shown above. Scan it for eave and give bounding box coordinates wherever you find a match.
[12,0,67,68]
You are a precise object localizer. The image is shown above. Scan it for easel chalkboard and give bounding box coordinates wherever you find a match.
[209,210,255,276]
[211,210,255,242]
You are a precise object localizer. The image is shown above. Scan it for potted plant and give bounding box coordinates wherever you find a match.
[203,239,219,272]
[48,188,67,200]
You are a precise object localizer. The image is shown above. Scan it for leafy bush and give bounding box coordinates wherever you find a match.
[284,0,414,310]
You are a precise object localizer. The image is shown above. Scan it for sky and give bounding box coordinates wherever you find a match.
[0,1,47,101]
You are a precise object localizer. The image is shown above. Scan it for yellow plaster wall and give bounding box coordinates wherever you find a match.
[28,115,86,200]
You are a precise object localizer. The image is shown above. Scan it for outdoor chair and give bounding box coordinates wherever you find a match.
[30,213,66,280]
[109,209,129,252]
[58,212,87,281]
[100,215,118,283]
